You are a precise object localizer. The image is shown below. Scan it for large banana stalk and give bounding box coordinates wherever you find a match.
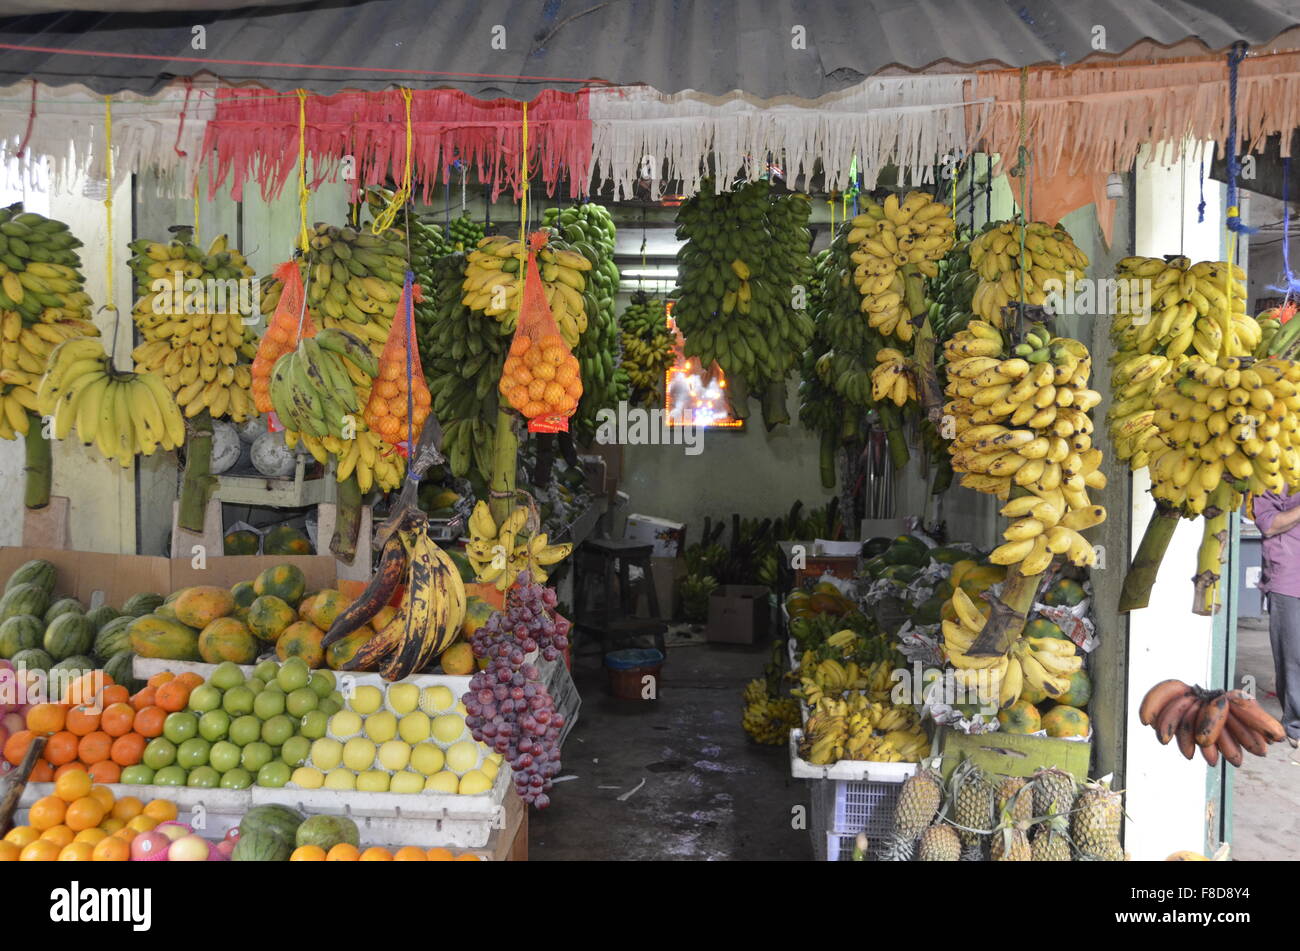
[488,407,518,527]
[1118,503,1182,612]
[23,416,50,510]
[177,410,215,534]
[967,487,1046,656]
[1192,483,1233,617]
[876,402,910,470]
[331,473,362,562]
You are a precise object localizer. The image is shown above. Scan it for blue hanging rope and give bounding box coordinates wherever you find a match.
[1197,159,1206,224]
[1225,42,1258,235]
[1267,157,1300,298]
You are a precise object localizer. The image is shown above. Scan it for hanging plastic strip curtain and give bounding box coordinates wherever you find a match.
[199,87,591,204]
[975,50,1300,177]
[0,78,217,195]
[587,75,981,200]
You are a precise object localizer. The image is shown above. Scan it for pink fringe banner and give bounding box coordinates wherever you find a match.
[201,87,591,203]
[974,51,1300,177]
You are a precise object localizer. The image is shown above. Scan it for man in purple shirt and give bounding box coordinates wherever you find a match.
[1252,489,1300,746]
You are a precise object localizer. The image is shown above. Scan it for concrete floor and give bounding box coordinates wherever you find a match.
[529,636,813,861]
[1228,615,1300,861]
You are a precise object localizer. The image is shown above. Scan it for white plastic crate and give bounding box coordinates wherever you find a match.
[790,729,916,861]
[133,657,473,698]
[252,760,511,848]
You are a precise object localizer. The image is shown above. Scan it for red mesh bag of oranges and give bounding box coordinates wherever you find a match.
[252,259,314,416]
[499,232,583,432]
[364,271,431,449]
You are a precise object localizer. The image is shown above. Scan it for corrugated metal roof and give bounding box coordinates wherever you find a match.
[0,0,1297,99]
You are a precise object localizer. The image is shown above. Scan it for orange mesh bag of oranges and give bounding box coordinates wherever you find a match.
[364,272,431,450]
[252,259,314,416]
[499,232,582,433]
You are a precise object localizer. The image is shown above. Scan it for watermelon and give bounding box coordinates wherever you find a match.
[51,654,96,675]
[103,651,141,692]
[0,615,43,659]
[5,559,55,595]
[44,612,95,661]
[85,605,121,632]
[0,583,49,622]
[43,597,84,626]
[294,815,359,851]
[11,647,53,672]
[239,804,304,844]
[231,830,293,862]
[94,615,135,659]
[122,592,165,617]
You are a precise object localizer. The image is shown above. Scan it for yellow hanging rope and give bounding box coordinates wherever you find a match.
[102,95,116,316]
[372,87,414,234]
[519,100,529,245]
[827,197,835,235]
[296,89,310,255]
[192,181,201,245]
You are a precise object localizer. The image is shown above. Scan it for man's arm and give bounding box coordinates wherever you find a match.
[1260,504,1300,538]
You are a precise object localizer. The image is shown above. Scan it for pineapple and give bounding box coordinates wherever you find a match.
[881,768,943,861]
[1072,779,1124,860]
[991,823,1032,860]
[1031,767,1077,817]
[951,759,995,861]
[917,823,961,861]
[996,775,1032,824]
[1030,827,1073,861]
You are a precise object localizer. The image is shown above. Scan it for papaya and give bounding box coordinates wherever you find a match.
[173,586,236,629]
[129,614,202,661]
[299,590,351,631]
[1041,704,1090,738]
[459,597,494,639]
[198,617,260,665]
[275,621,325,667]
[928,546,968,565]
[883,535,928,567]
[325,625,374,670]
[1025,618,1068,641]
[223,529,260,555]
[230,581,258,614]
[1043,578,1086,607]
[997,699,1042,734]
[246,596,296,643]
[861,536,891,558]
[914,595,943,626]
[253,564,307,606]
[958,564,1007,597]
[264,525,312,556]
[1057,670,1092,708]
[948,559,979,590]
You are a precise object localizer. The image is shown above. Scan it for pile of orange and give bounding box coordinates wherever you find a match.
[3,670,199,783]
[290,843,482,861]
[499,333,582,419]
[365,358,431,442]
[0,767,179,861]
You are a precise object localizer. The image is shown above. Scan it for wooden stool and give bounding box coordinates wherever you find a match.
[575,539,665,652]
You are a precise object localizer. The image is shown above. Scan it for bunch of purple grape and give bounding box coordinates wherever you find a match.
[462,571,568,807]
[471,570,571,663]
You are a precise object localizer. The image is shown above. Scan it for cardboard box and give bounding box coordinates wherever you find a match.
[707,584,771,644]
[936,726,1092,783]
[624,513,686,558]
[0,547,340,607]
